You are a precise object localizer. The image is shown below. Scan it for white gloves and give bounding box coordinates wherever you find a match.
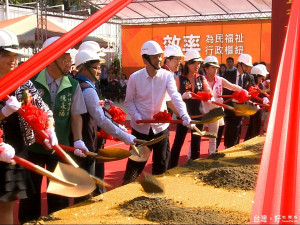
[0,143,15,164]
[2,96,21,117]
[263,97,269,105]
[45,127,58,146]
[74,140,89,158]
[123,134,136,145]
[181,115,192,128]
[182,92,192,100]
[118,124,128,132]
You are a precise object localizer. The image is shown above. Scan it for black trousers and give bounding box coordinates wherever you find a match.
[224,109,242,148]
[168,122,203,169]
[244,110,262,141]
[122,128,170,185]
[18,151,70,223]
[93,138,106,196]
[216,125,224,149]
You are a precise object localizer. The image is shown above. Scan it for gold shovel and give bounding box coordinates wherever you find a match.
[212,100,257,117]
[47,162,97,197]
[198,108,225,124]
[129,134,168,162]
[193,126,217,138]
[0,149,96,197]
[96,148,131,163]
[0,150,76,188]
[233,103,258,116]
[60,144,131,163]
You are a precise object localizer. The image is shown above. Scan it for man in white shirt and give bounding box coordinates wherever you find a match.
[123,40,192,184]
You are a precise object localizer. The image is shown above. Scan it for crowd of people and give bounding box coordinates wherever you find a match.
[0,29,270,224]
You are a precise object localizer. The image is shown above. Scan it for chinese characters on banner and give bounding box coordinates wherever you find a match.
[163,33,245,56]
[121,20,271,76]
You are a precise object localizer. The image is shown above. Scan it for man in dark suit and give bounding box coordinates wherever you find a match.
[222,54,255,148]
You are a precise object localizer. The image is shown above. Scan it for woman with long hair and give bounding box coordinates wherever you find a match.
[169,50,212,169]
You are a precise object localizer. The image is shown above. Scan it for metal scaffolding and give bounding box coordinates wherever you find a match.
[88,0,272,25]
[36,0,47,46]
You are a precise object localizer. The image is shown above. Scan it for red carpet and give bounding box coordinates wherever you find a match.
[14,121,254,224]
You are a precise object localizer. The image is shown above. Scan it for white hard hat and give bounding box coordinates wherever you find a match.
[75,50,100,68]
[140,40,163,56]
[184,50,203,62]
[79,41,101,52]
[164,45,184,58]
[42,36,72,54]
[0,29,21,54]
[258,64,269,75]
[237,54,253,67]
[79,41,106,63]
[203,55,220,68]
[251,64,268,77]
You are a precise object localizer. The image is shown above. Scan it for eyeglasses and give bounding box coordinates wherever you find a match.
[56,59,71,65]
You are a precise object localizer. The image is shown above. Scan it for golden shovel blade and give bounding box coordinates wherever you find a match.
[200,108,225,124]
[136,134,168,147]
[139,173,165,194]
[47,162,96,198]
[233,104,258,116]
[96,148,131,163]
[129,146,151,162]
[193,131,217,138]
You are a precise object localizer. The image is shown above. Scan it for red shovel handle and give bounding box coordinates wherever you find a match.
[136,120,182,124]
[218,95,233,98]
[59,144,98,157]
[0,147,39,171]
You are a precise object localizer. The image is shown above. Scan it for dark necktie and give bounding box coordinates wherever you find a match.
[238,75,242,87]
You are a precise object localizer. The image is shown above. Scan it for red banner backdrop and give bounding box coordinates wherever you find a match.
[250,0,300,223]
[0,0,133,101]
[122,20,271,77]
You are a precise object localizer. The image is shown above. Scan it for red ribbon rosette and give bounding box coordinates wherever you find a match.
[232,90,248,103]
[248,86,260,99]
[248,86,265,103]
[21,91,48,130]
[107,106,127,123]
[194,92,212,101]
[153,110,172,121]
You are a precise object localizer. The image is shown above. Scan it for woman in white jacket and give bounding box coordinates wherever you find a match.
[202,56,246,155]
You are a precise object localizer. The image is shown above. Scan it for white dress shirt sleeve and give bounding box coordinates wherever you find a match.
[222,77,243,92]
[82,88,131,141]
